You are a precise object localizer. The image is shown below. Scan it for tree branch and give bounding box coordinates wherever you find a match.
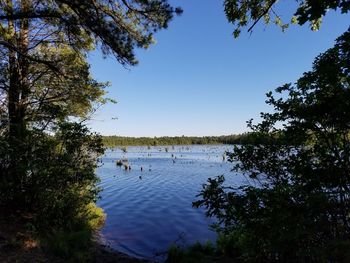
[0,40,61,72]
[247,0,277,33]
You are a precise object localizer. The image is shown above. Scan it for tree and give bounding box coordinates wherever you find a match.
[0,0,181,206]
[0,1,181,257]
[0,0,181,143]
[194,28,350,262]
[223,0,350,37]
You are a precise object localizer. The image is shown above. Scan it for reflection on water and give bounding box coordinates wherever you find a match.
[97,145,245,260]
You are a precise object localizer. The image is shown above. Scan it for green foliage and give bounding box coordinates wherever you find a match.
[1,123,103,210]
[0,0,182,66]
[0,122,106,259]
[194,29,350,262]
[102,133,264,147]
[224,0,350,37]
[43,202,105,261]
[167,234,246,262]
[84,203,106,231]
[0,1,180,260]
[167,241,217,263]
[44,228,92,261]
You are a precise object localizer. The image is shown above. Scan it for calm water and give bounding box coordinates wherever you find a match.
[97,145,246,261]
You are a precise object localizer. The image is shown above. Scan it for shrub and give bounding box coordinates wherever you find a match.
[0,122,106,260]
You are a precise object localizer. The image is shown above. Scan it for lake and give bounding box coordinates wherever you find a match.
[97,145,246,261]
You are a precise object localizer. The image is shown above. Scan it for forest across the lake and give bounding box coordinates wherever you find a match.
[102,133,261,147]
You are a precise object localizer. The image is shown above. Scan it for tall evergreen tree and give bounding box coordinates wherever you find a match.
[0,0,181,216]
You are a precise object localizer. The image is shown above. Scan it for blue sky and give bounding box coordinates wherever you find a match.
[87,1,350,137]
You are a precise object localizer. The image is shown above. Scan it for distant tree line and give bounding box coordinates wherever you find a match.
[102,133,268,147]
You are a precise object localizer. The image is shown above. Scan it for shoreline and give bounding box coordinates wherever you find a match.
[92,242,152,263]
[94,232,153,263]
[0,224,152,263]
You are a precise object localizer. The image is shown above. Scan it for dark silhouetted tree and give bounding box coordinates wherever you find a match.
[195,28,350,262]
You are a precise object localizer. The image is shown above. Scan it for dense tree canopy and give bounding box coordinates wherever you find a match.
[0,0,182,65]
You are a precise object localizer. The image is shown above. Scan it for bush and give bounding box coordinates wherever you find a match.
[43,203,105,261]
[167,241,216,263]
[0,122,106,259]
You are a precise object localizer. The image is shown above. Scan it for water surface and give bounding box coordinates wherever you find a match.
[97,145,246,260]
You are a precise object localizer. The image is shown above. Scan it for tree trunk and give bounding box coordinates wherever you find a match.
[7,0,19,140]
[18,0,30,135]
[6,0,30,208]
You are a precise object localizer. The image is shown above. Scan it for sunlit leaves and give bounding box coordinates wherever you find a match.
[224,0,350,37]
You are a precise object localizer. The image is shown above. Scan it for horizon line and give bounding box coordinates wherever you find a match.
[101,133,250,138]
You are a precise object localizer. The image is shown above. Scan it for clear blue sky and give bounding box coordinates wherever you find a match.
[87,0,350,137]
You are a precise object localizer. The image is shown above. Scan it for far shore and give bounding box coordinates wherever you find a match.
[102,134,255,148]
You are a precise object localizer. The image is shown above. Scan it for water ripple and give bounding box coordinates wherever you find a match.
[97,145,240,260]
